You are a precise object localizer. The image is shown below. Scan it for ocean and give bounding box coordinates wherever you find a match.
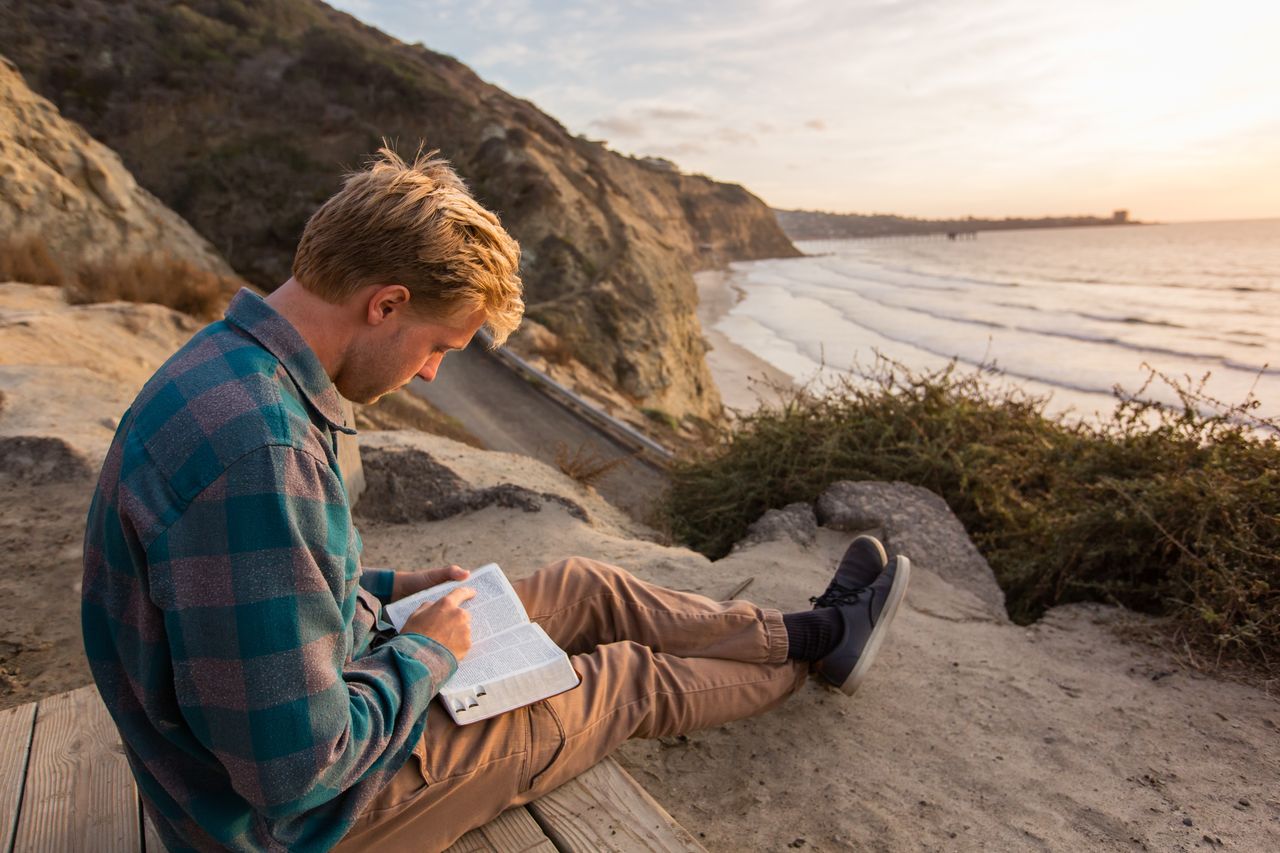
[713,219,1280,424]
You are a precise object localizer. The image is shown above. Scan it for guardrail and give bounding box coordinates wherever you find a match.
[476,331,675,468]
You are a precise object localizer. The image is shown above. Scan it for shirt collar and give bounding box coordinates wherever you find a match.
[224,288,356,435]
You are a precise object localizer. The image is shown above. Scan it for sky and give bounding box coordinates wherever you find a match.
[329,0,1280,222]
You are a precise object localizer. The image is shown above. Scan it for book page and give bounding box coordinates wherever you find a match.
[384,563,529,643]
[446,623,566,690]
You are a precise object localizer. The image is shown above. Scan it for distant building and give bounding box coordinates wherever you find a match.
[1112,209,1129,223]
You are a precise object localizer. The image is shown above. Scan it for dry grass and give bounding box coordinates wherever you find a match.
[0,234,69,287]
[70,252,238,320]
[554,440,633,487]
[0,234,240,320]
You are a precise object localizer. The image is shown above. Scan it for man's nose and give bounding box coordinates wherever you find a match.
[417,354,442,382]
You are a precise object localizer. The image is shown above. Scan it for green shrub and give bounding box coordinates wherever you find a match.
[660,358,1279,674]
[640,407,680,430]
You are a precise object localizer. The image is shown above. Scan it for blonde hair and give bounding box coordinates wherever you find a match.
[292,145,524,345]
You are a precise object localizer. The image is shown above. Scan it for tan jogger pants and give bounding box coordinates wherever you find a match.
[334,556,809,852]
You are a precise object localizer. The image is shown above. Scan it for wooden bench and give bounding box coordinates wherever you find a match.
[1,686,705,852]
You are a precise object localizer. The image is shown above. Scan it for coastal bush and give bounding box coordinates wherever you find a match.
[661,359,1279,674]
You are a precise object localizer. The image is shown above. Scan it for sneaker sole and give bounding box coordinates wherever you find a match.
[838,555,911,695]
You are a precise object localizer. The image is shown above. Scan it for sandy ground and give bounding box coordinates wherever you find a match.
[356,437,1280,852]
[696,269,799,415]
[0,284,202,708]
[2,284,1278,851]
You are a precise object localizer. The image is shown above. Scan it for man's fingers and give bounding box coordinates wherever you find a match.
[440,586,477,607]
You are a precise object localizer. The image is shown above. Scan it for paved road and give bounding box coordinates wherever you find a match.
[409,346,669,522]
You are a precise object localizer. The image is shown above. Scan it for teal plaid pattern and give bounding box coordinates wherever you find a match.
[82,289,456,852]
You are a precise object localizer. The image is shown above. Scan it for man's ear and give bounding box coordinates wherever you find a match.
[365,284,412,326]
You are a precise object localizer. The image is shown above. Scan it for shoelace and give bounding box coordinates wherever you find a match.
[809,584,871,609]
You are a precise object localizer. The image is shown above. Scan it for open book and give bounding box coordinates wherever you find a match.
[384,563,580,724]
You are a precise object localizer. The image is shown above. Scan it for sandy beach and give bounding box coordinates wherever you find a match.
[696,269,798,415]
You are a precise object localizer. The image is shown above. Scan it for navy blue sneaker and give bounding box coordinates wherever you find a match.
[810,534,888,609]
[813,554,911,695]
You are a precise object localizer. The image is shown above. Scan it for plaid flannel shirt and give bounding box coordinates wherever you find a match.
[82,289,457,852]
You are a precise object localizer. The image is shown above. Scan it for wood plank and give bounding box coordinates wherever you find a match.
[443,806,556,853]
[527,758,706,853]
[11,685,139,853]
[0,701,37,853]
[473,807,557,853]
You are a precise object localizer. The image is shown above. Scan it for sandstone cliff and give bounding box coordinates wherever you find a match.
[0,56,234,279]
[0,0,800,421]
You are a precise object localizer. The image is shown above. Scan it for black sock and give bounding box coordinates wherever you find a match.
[782,608,843,662]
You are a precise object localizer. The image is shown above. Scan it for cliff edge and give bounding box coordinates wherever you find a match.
[1,287,1276,851]
[0,0,801,422]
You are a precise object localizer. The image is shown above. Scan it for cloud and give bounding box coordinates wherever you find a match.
[589,105,754,151]
[588,106,711,139]
[588,115,647,137]
[654,141,709,157]
[643,106,707,123]
[714,127,758,146]
[331,0,1280,219]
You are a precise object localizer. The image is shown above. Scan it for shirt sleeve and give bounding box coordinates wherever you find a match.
[146,444,456,819]
[359,567,397,603]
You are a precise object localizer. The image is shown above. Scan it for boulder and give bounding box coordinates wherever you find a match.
[733,502,817,551]
[816,480,1008,622]
[355,430,644,538]
[0,56,234,277]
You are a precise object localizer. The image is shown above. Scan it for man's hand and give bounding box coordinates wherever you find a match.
[391,565,470,602]
[402,587,476,661]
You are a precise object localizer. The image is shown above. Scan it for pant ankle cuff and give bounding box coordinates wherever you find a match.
[762,608,790,664]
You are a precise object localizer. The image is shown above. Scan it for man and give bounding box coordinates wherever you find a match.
[82,148,910,852]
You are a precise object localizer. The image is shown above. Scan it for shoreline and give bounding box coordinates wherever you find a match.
[695,268,797,416]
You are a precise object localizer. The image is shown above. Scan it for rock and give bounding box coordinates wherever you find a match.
[734,502,817,551]
[0,9,802,422]
[0,285,203,469]
[354,443,470,523]
[0,435,92,484]
[0,56,235,278]
[355,431,650,532]
[816,480,1008,620]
